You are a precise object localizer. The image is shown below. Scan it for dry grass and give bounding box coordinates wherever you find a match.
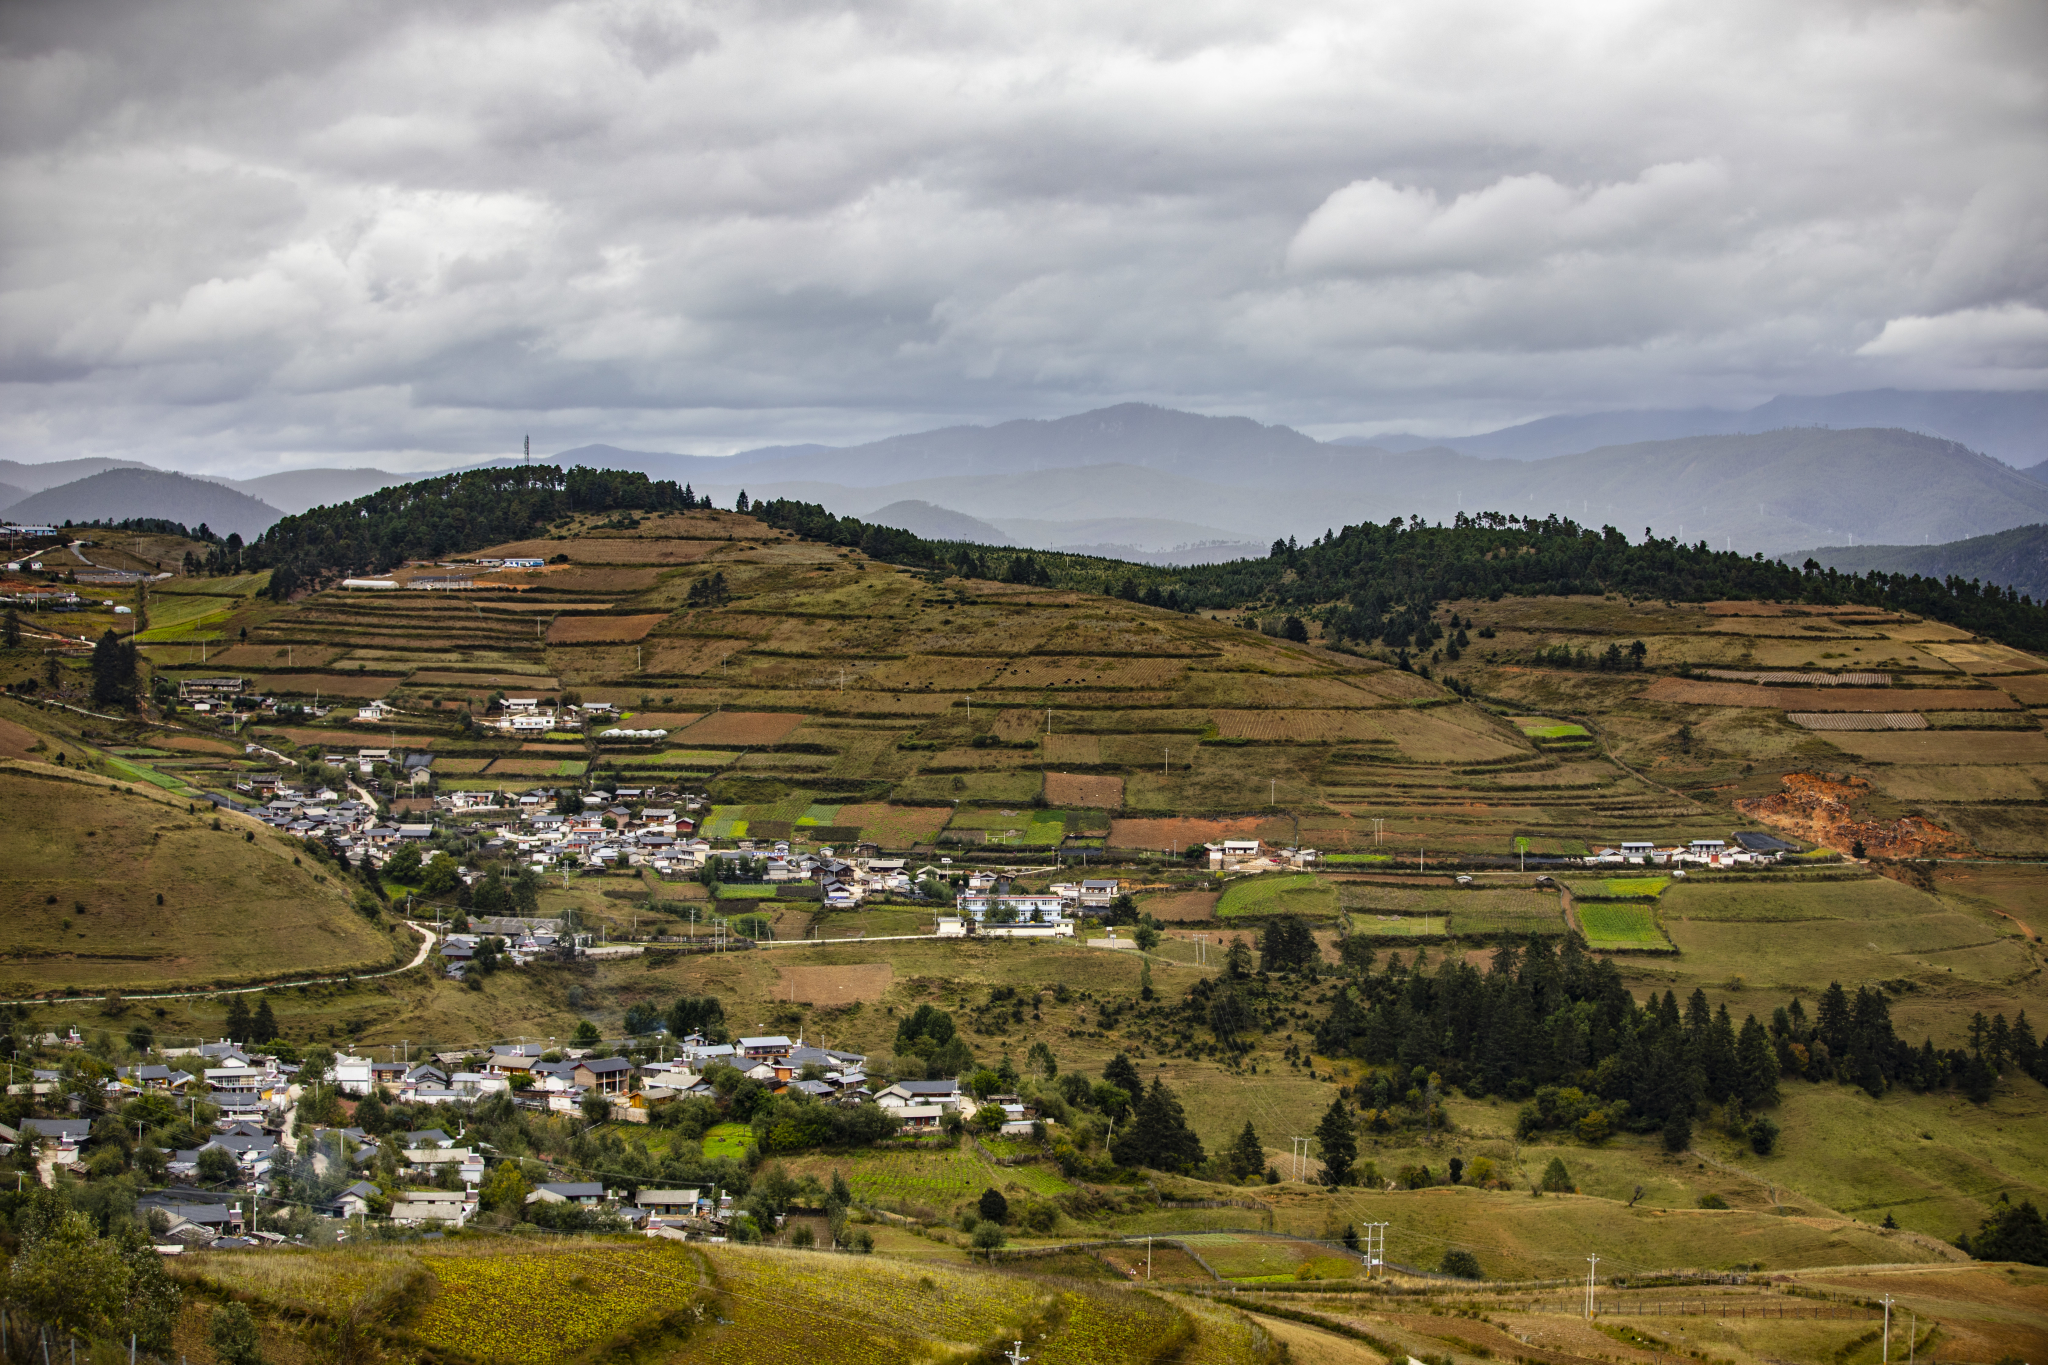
[479,536,724,564]
[1644,677,2013,711]
[1111,815,1275,849]
[545,613,668,643]
[774,962,893,1003]
[1141,891,1222,921]
[1816,729,2048,763]
[1046,771,1126,807]
[990,655,1191,689]
[250,670,400,698]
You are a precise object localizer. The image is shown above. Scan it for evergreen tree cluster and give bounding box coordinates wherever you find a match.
[245,464,709,597]
[1310,935,2035,1132]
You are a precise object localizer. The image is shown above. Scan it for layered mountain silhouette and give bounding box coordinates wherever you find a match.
[7,390,2048,561]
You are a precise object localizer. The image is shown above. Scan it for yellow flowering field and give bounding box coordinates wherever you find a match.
[1034,1287,1191,1365]
[694,1244,1047,1364]
[409,1241,707,1363]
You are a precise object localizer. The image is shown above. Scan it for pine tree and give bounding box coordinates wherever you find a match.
[1736,1013,1780,1108]
[1111,1078,1205,1173]
[1226,1121,1265,1182]
[251,997,278,1044]
[1315,1096,1357,1186]
[1103,1052,1141,1098]
[223,994,252,1041]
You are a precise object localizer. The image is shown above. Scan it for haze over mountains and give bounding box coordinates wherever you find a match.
[1349,389,2048,467]
[6,389,2048,578]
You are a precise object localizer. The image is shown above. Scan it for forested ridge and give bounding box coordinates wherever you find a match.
[238,468,2048,650]
[243,465,712,598]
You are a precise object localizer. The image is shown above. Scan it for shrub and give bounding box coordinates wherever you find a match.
[1440,1249,1482,1279]
[208,1303,263,1365]
[971,1222,1006,1253]
[1699,1193,1730,1210]
[1539,1157,1574,1193]
[1747,1115,1780,1155]
[978,1188,1010,1225]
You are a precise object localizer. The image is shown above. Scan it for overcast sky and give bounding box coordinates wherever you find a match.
[2,0,2044,475]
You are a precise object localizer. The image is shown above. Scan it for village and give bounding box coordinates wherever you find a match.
[7,1026,1034,1249]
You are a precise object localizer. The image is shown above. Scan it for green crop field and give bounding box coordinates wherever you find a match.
[1576,902,1670,948]
[702,1122,753,1160]
[713,884,779,899]
[783,1141,1067,1217]
[1217,873,1338,918]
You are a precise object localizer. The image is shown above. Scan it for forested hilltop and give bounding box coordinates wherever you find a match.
[235,466,2048,649]
[244,465,713,597]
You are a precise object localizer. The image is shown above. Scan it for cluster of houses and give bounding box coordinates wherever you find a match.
[9,1026,1037,1247]
[1586,834,1796,868]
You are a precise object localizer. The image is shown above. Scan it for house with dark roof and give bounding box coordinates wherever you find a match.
[573,1057,634,1094]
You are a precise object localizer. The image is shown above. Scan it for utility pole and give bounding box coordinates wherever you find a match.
[1003,1343,1030,1365]
[1584,1255,1599,1319]
[1147,1235,1153,1280]
[1881,1294,1894,1363]
[1290,1136,1310,1182]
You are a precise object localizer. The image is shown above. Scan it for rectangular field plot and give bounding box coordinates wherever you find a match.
[1815,729,2048,764]
[1044,771,1124,807]
[1921,640,2046,674]
[1789,712,1927,730]
[545,613,668,643]
[1451,891,1567,936]
[481,536,721,564]
[1175,1234,1356,1282]
[1576,902,1671,949]
[614,749,738,767]
[1511,716,1591,738]
[988,655,1191,689]
[832,803,952,846]
[486,758,589,777]
[1566,877,1672,898]
[1661,877,1936,922]
[675,711,805,745]
[1214,710,1383,742]
[1643,677,2013,711]
[1217,873,1338,918]
[1042,733,1101,763]
[248,671,400,698]
[1872,765,2048,802]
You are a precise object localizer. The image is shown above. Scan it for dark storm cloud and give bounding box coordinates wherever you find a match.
[1,0,2044,472]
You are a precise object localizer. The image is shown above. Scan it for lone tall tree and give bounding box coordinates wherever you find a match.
[1315,1095,1357,1186]
[91,628,136,707]
[1227,1121,1266,1182]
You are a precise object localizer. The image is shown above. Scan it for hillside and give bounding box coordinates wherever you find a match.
[4,468,285,539]
[8,499,2047,1298]
[0,704,406,994]
[1793,523,2048,602]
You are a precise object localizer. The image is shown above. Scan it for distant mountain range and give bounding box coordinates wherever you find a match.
[1346,389,2048,466]
[2,469,283,540]
[1792,524,2048,603]
[4,388,2046,561]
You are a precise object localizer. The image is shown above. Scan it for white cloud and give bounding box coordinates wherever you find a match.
[1859,304,2048,372]
[0,0,2043,469]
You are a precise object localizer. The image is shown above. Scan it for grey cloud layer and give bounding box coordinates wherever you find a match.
[1,0,2044,473]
